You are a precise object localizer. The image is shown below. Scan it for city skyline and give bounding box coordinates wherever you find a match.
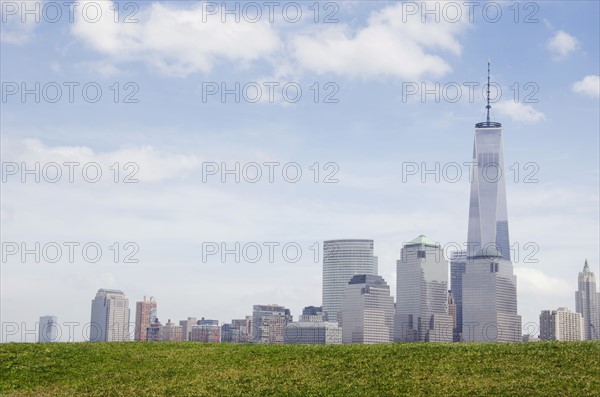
[2,1,599,342]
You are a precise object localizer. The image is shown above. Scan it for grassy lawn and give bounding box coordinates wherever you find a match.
[1,341,599,396]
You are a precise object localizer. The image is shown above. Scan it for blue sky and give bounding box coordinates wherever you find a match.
[1,1,599,342]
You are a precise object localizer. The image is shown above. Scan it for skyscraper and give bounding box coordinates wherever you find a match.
[90,289,131,342]
[461,64,521,342]
[395,235,453,342]
[38,315,59,343]
[179,317,197,341]
[462,247,521,342]
[341,274,394,344]
[322,239,378,323]
[575,260,600,340]
[134,296,157,342]
[466,64,510,260]
[450,249,466,341]
[159,319,183,341]
[539,307,584,341]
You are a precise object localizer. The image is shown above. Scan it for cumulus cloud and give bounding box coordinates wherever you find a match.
[493,100,546,123]
[546,30,579,59]
[289,3,467,79]
[572,75,600,98]
[2,138,202,182]
[515,268,572,296]
[70,1,282,77]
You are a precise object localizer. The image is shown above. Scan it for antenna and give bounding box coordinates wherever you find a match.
[486,59,491,123]
[475,60,502,129]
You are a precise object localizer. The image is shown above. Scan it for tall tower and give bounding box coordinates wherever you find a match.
[462,63,521,342]
[466,62,510,260]
[134,296,157,341]
[575,260,600,340]
[322,239,378,323]
[90,289,131,342]
[395,235,453,342]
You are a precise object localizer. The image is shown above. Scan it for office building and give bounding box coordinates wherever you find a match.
[395,235,453,342]
[462,247,522,342]
[90,288,131,342]
[159,319,183,341]
[38,315,59,343]
[179,317,197,341]
[539,307,583,341]
[191,319,220,342]
[284,322,341,344]
[252,304,292,344]
[322,239,378,323]
[450,249,467,341]
[134,296,157,342]
[341,274,394,344]
[575,260,600,340]
[299,306,324,322]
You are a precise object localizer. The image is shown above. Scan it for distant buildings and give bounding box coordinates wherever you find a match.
[575,260,600,340]
[252,304,292,344]
[159,319,183,341]
[221,317,251,343]
[322,239,378,324]
[395,235,453,342]
[90,289,131,342]
[191,319,220,342]
[299,306,324,322]
[38,315,58,343]
[134,296,157,342]
[179,317,197,341]
[539,308,583,341]
[462,247,521,342]
[147,318,162,341]
[341,274,394,344]
[447,291,457,341]
[284,322,341,344]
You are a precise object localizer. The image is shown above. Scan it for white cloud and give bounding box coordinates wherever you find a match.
[70,1,282,77]
[546,30,579,59]
[493,100,546,123]
[289,3,467,79]
[515,268,571,296]
[572,75,600,98]
[2,138,202,182]
[0,0,41,44]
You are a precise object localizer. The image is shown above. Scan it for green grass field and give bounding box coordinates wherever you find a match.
[1,341,599,396]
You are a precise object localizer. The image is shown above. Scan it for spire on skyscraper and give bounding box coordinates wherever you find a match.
[476,60,502,129]
[584,259,590,272]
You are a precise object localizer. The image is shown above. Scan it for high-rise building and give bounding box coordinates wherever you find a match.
[461,64,521,343]
[575,260,600,340]
[341,274,394,344]
[462,247,521,342]
[395,235,453,342]
[322,239,378,323]
[221,317,252,343]
[251,304,292,344]
[147,318,162,341]
[38,315,59,343]
[465,84,510,260]
[284,322,341,344]
[134,296,157,342]
[191,319,220,342]
[90,288,131,342]
[159,319,183,341]
[539,308,584,341]
[448,291,457,341]
[179,317,197,341]
[299,306,324,322]
[450,249,467,341]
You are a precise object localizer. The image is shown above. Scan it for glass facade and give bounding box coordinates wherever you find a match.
[322,239,378,323]
[395,236,453,342]
[462,253,521,342]
[450,250,466,340]
[467,127,510,260]
[341,274,394,344]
